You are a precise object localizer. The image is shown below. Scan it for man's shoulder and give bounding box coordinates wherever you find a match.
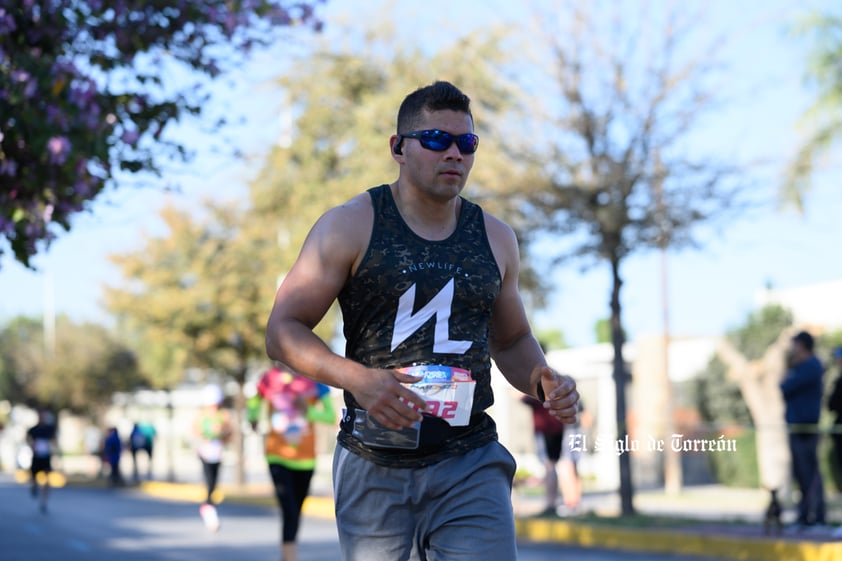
[320,190,375,227]
[304,191,375,256]
[807,355,824,373]
[477,209,519,268]
[478,209,516,238]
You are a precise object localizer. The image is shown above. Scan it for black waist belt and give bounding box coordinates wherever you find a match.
[340,408,487,452]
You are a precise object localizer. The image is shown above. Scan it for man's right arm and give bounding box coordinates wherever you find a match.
[264,195,426,429]
[265,195,369,388]
[780,361,821,397]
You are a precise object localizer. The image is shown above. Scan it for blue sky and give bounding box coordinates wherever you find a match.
[1,0,840,347]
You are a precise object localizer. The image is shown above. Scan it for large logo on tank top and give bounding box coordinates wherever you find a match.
[390,278,472,354]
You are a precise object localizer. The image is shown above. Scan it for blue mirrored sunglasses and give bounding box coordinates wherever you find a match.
[397,129,479,154]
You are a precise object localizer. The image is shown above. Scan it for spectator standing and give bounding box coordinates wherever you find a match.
[780,330,826,528]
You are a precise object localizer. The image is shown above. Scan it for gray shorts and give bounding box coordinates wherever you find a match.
[332,440,517,561]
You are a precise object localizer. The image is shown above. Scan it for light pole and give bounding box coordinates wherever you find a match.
[43,265,55,357]
[655,150,681,494]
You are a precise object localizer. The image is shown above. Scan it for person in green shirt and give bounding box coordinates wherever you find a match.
[194,385,232,532]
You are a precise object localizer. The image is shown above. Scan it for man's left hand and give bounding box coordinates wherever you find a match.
[535,365,579,424]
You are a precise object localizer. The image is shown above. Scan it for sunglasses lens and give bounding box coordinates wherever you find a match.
[417,131,478,154]
[455,134,479,154]
[419,130,452,151]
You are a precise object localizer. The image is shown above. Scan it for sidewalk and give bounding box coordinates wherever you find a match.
[513,484,842,561]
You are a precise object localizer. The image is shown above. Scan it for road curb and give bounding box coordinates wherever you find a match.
[515,517,842,561]
[137,481,336,519]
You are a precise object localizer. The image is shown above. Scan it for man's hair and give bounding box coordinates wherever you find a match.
[792,330,815,352]
[396,81,473,133]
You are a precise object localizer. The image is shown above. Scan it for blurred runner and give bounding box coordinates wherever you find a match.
[129,420,157,482]
[27,408,58,513]
[249,363,336,561]
[194,384,231,532]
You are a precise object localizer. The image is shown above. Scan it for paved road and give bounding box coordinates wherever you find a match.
[1,475,339,561]
[1,474,736,561]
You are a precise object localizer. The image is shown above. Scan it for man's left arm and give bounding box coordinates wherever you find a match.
[491,318,579,424]
[486,215,579,424]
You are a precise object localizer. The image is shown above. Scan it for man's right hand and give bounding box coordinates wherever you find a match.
[350,369,427,430]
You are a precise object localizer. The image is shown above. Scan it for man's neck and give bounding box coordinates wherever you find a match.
[391,182,461,241]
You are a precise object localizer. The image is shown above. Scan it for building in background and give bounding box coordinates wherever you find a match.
[756,279,842,334]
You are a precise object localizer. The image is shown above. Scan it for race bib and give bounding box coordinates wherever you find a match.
[33,438,51,457]
[271,412,309,445]
[199,440,223,462]
[399,365,475,427]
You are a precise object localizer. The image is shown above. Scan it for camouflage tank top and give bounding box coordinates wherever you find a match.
[337,184,502,467]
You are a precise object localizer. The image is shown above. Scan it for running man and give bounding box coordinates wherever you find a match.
[265,80,579,560]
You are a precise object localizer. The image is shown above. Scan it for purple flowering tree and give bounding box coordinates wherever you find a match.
[0,1,322,268]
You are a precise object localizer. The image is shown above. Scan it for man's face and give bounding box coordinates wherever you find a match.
[789,340,808,365]
[394,109,475,201]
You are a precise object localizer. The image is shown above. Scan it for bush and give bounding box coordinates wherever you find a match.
[707,428,759,488]
[821,432,842,494]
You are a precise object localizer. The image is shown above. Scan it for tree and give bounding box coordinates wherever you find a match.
[105,201,281,484]
[784,13,842,211]
[595,318,625,345]
[695,355,760,488]
[40,318,144,416]
[519,3,744,514]
[0,315,142,418]
[716,304,794,493]
[0,316,43,404]
[535,328,567,351]
[695,356,753,430]
[0,1,322,269]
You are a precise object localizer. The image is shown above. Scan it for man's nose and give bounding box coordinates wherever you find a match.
[443,142,463,159]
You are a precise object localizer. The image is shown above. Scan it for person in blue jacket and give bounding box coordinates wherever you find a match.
[780,330,826,528]
[102,426,124,487]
